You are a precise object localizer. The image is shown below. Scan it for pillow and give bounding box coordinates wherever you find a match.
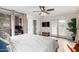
[0,38,9,52]
[0,31,11,41]
[0,31,13,52]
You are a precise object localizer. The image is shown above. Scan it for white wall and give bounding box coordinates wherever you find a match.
[27,13,77,39]
[27,14,40,34]
[27,14,34,34]
[38,13,77,39]
[40,18,51,35]
[75,11,79,42]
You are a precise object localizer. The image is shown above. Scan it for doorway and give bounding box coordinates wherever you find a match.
[33,20,37,34]
[15,16,23,35]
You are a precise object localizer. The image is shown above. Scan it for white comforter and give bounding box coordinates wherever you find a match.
[11,34,58,52]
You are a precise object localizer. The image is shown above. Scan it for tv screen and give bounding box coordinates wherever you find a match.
[42,22,50,27]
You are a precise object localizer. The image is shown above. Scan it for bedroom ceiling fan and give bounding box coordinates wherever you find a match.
[33,6,54,16]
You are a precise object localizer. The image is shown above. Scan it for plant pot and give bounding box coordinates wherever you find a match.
[72,36,75,41]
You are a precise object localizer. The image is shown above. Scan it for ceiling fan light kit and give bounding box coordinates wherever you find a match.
[40,12,48,16]
[33,6,54,16]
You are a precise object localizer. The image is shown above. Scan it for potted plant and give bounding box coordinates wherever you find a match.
[67,18,77,41]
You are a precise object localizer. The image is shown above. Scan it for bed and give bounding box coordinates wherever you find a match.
[10,34,59,52]
[0,31,59,52]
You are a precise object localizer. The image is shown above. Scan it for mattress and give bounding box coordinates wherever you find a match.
[11,34,59,52]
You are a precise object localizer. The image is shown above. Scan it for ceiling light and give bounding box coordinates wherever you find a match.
[40,12,47,16]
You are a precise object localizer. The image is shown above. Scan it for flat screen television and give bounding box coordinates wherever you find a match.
[42,22,50,27]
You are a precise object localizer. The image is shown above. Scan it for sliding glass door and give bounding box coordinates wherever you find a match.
[51,19,72,39]
[0,13,11,35]
[59,19,68,38]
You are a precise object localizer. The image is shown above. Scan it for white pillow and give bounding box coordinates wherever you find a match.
[0,31,11,41]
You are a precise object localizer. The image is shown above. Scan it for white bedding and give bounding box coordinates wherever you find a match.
[11,34,59,52]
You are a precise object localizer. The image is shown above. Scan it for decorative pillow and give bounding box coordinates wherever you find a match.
[0,38,9,52]
[0,31,11,41]
[0,31,13,51]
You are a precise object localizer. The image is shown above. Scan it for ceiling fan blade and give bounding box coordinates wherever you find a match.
[39,6,41,9]
[45,12,50,14]
[33,11,41,12]
[39,6,45,12]
[47,8,54,11]
[39,6,42,11]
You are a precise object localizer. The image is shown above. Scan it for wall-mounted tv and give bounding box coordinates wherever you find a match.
[42,22,50,27]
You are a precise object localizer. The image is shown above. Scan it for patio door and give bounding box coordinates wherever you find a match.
[0,13,11,35]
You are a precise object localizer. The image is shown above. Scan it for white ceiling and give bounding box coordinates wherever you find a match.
[1,6,79,18]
